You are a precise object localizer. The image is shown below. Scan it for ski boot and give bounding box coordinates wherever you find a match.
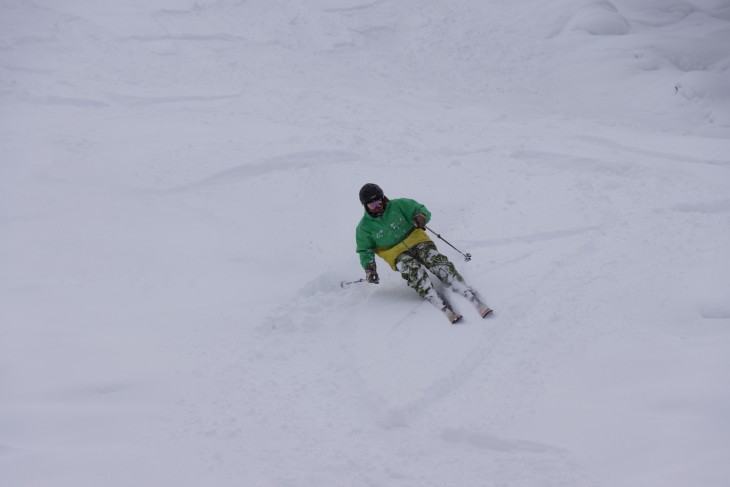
[442,306,462,324]
[464,290,492,318]
[475,300,493,318]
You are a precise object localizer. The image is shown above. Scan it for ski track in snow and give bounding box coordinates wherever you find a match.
[465,226,602,248]
[170,150,361,191]
[572,135,730,168]
[241,274,586,484]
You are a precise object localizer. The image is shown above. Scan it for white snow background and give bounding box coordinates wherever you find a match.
[2,0,730,486]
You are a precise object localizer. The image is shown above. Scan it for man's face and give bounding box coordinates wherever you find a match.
[366,198,384,216]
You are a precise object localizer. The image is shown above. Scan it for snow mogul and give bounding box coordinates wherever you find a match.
[355,183,492,323]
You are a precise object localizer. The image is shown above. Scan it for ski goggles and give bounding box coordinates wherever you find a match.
[366,198,382,209]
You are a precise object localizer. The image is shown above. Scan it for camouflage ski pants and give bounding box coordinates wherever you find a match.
[394,241,476,309]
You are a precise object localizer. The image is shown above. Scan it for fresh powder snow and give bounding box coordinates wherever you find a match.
[2,1,729,486]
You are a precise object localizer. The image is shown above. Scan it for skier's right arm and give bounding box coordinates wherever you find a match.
[356,225,376,272]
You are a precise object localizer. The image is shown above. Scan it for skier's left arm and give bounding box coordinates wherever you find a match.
[355,225,376,270]
[401,198,431,228]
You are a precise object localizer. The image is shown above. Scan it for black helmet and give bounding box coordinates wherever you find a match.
[359,183,384,206]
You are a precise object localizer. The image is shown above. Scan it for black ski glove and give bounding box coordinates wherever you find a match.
[413,212,427,229]
[365,263,379,284]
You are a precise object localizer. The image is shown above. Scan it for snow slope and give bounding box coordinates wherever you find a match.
[2,1,730,486]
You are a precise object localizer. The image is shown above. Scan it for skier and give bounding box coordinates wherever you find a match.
[355,183,492,323]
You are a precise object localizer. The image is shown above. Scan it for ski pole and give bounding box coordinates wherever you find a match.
[424,225,472,262]
[340,278,366,289]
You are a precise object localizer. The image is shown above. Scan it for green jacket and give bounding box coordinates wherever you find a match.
[356,198,432,270]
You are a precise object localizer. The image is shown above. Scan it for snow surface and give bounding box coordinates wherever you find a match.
[2,0,730,486]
